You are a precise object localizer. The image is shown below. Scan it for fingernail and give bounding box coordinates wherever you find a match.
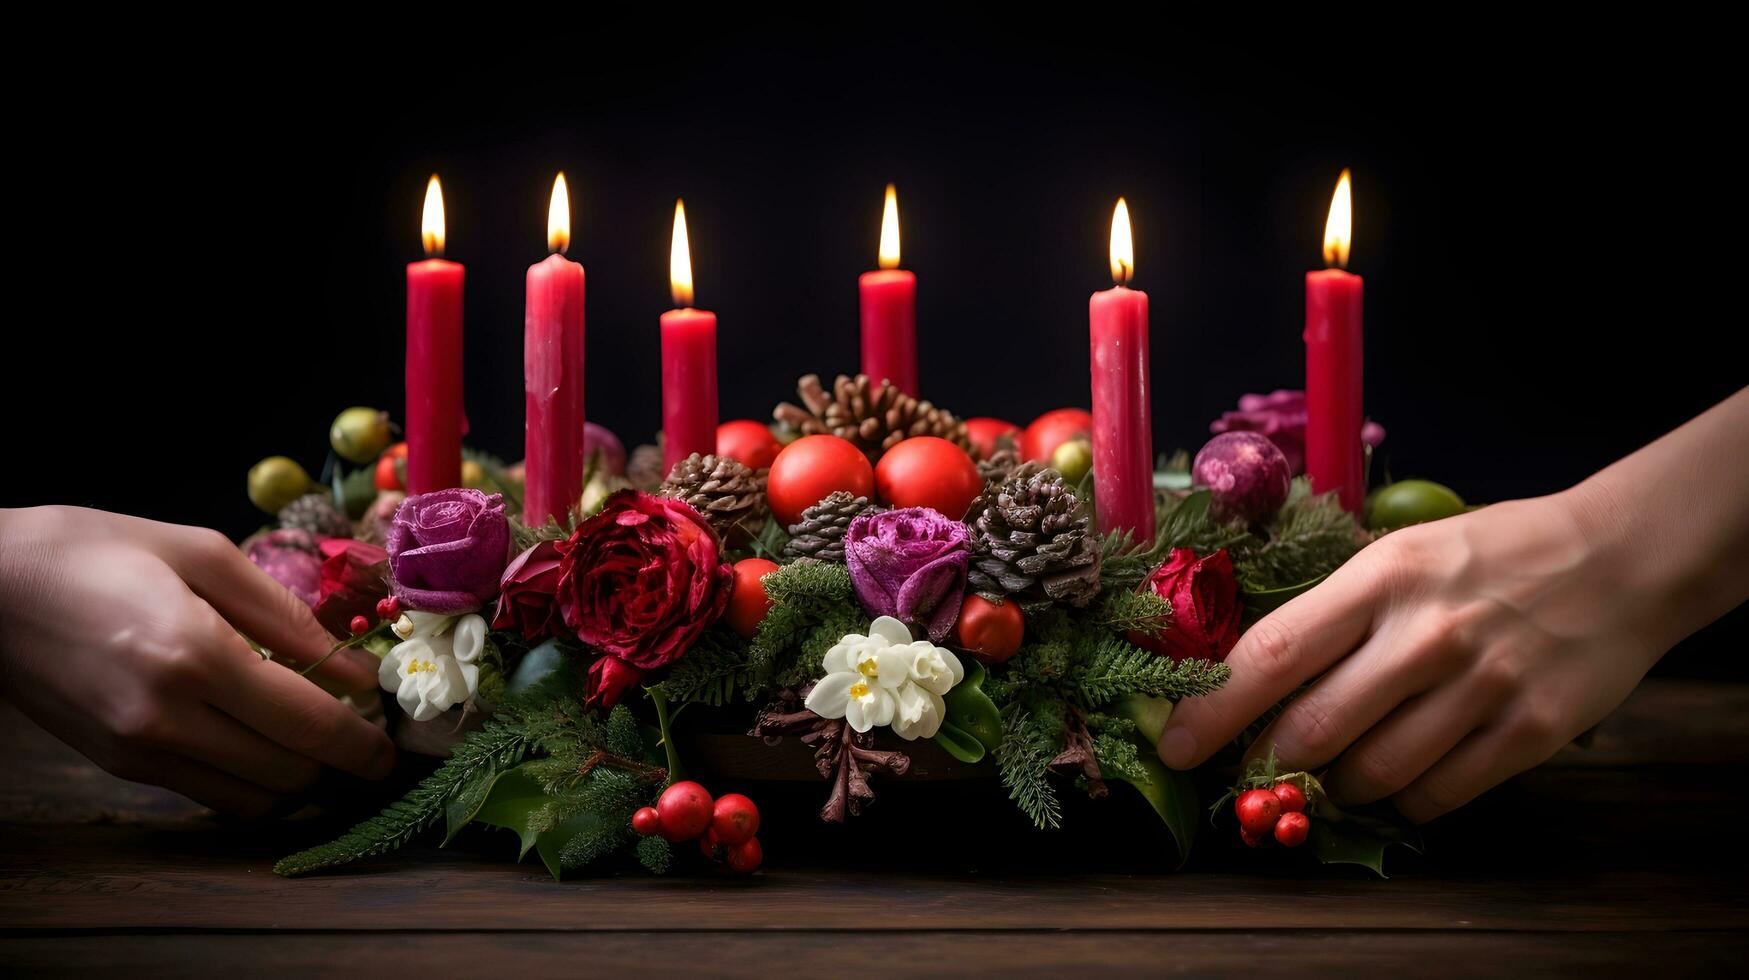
[1159,727,1197,770]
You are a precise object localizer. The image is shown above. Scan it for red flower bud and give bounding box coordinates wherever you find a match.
[1129,548,1242,662]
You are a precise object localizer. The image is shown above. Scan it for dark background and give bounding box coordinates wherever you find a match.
[5,16,1741,670]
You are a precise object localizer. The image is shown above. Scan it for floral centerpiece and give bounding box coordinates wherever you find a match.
[246,379,1449,880]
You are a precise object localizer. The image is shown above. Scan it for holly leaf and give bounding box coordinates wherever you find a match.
[469,765,551,858]
[1310,803,1423,877]
[442,764,504,845]
[1107,749,1200,869]
[1103,694,1197,866]
[935,662,1003,764]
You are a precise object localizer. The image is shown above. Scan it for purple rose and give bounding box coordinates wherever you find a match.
[386,489,512,614]
[1210,389,1385,475]
[845,507,971,642]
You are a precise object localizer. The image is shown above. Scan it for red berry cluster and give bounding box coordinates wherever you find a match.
[1234,781,1311,848]
[632,781,763,873]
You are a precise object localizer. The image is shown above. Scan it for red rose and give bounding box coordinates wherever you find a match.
[555,490,733,670]
[492,541,564,641]
[583,655,645,711]
[1129,548,1242,662]
[312,538,390,638]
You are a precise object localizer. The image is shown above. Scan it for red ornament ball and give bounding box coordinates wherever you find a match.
[698,829,722,860]
[349,615,370,635]
[964,417,1021,460]
[766,435,875,528]
[1273,811,1311,848]
[724,559,779,639]
[630,806,662,837]
[716,420,783,471]
[1240,826,1266,848]
[725,836,763,873]
[655,781,714,842]
[710,793,761,846]
[1020,408,1092,463]
[874,436,982,519]
[374,442,408,491]
[1234,788,1282,836]
[950,594,1025,663]
[1272,781,1308,815]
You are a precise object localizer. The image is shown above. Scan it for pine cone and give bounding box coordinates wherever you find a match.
[277,492,352,538]
[627,442,665,491]
[659,453,768,544]
[773,373,973,459]
[966,463,1101,607]
[977,448,1023,485]
[782,491,881,564]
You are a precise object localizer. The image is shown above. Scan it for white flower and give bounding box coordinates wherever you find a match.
[805,616,964,740]
[378,611,486,722]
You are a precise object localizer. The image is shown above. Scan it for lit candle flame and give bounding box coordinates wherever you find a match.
[878,183,901,269]
[670,198,693,307]
[1109,197,1134,285]
[548,172,571,254]
[1323,168,1352,269]
[421,175,445,257]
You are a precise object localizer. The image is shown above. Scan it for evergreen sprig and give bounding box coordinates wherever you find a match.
[1233,479,1362,591]
[273,716,531,877]
[1072,638,1232,706]
[994,707,1063,831]
[748,561,859,690]
[652,627,753,706]
[1095,588,1173,637]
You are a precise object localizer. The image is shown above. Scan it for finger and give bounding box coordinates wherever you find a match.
[1157,560,1379,770]
[1322,681,1494,806]
[1246,615,1454,771]
[133,747,283,819]
[207,630,396,781]
[169,704,324,796]
[163,527,378,694]
[1392,708,1565,823]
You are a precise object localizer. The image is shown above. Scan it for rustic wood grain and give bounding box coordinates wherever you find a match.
[3,680,1747,975]
[4,931,1742,978]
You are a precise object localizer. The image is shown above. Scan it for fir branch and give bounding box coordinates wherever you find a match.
[273,717,530,876]
[1072,638,1232,707]
[510,515,569,553]
[554,767,649,870]
[1233,479,1362,591]
[1091,732,1151,785]
[637,835,673,874]
[994,707,1063,830]
[761,559,855,608]
[1095,588,1173,637]
[748,561,859,692]
[653,628,753,706]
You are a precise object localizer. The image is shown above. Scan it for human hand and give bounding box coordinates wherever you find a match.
[1155,490,1680,823]
[0,506,395,817]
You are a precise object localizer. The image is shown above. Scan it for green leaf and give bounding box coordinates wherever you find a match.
[935,661,1003,763]
[471,765,550,859]
[1310,803,1423,877]
[442,764,504,844]
[505,639,567,695]
[535,809,610,881]
[1241,572,1329,619]
[1111,694,1173,748]
[1107,748,1200,869]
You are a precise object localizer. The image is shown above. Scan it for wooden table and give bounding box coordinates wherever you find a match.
[4,680,1747,976]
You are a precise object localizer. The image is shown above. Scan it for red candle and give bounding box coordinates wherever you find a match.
[1089,198,1155,544]
[524,173,587,526]
[1304,169,1365,513]
[859,184,918,395]
[661,199,718,477]
[406,174,464,495]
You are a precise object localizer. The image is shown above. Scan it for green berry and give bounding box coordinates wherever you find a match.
[248,456,314,514]
[330,407,393,464]
[1050,438,1093,486]
[1365,479,1466,530]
